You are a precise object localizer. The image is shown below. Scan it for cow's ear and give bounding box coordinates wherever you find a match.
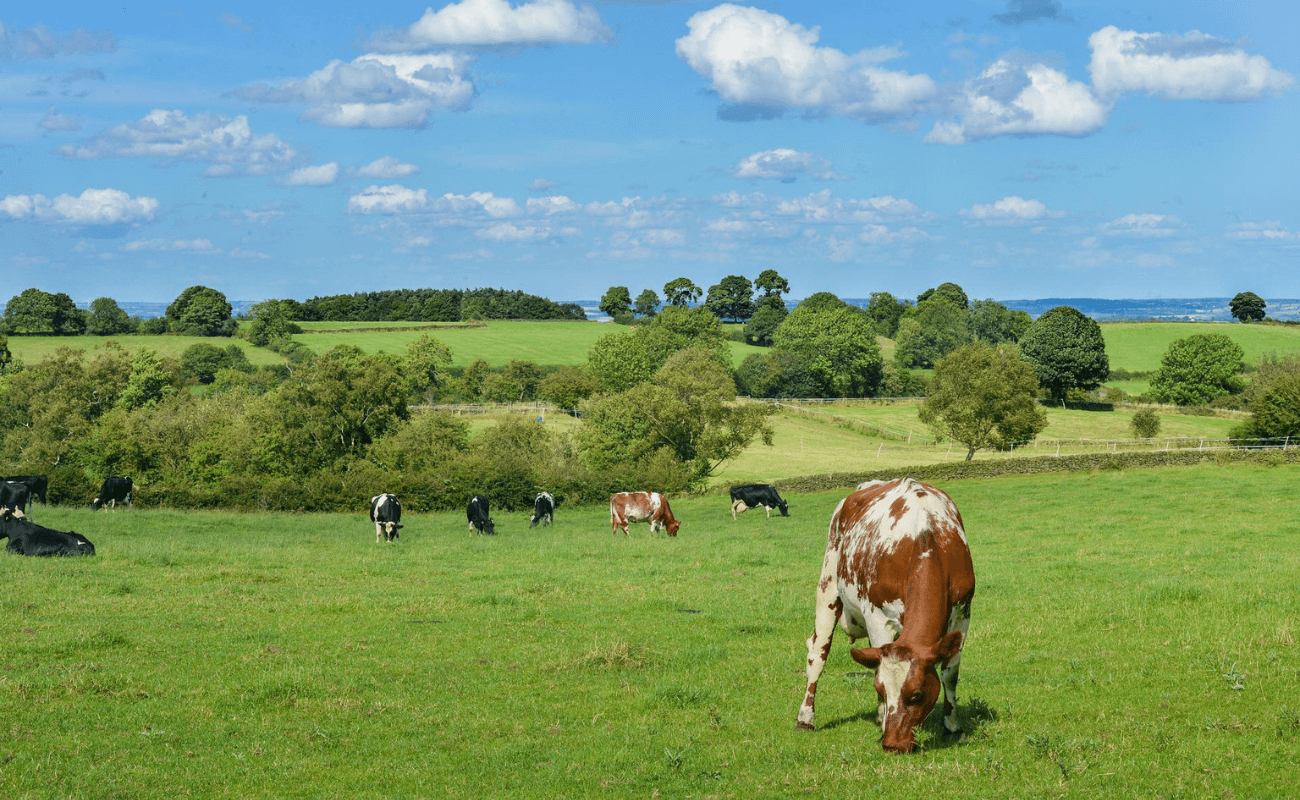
[850,646,882,669]
[934,630,964,662]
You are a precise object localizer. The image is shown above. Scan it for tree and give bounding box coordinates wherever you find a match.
[586,306,727,393]
[772,302,882,397]
[735,350,821,398]
[705,275,756,323]
[919,342,1048,461]
[917,282,969,310]
[633,289,660,319]
[1018,306,1110,401]
[403,334,453,400]
[599,286,632,320]
[166,285,233,336]
[246,300,302,346]
[743,302,787,346]
[117,348,180,410]
[865,292,909,338]
[536,366,599,412]
[1130,408,1161,439]
[754,269,790,300]
[1229,292,1266,323]
[3,288,84,335]
[1149,334,1245,406]
[969,299,1030,344]
[1233,373,1300,439]
[181,343,251,385]
[87,297,135,336]
[663,277,702,307]
[894,299,971,369]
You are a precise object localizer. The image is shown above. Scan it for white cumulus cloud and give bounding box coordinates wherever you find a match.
[433,191,521,219]
[39,106,82,131]
[1102,212,1179,236]
[527,195,579,215]
[1227,221,1295,240]
[235,53,476,129]
[282,162,340,186]
[927,59,1108,144]
[358,156,420,179]
[57,110,299,177]
[731,149,846,182]
[962,195,1054,221]
[1089,25,1294,101]
[676,4,935,121]
[0,188,158,225]
[348,184,430,214]
[371,0,612,49]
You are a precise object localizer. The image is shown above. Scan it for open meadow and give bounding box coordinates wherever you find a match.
[2,462,1297,798]
[1098,322,1300,394]
[1,335,285,368]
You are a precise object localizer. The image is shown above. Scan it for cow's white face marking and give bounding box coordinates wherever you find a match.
[878,656,911,717]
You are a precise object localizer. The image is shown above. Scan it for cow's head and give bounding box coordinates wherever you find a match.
[850,630,964,753]
[384,522,402,541]
[666,518,680,537]
[485,518,496,535]
[777,499,789,517]
[91,497,103,511]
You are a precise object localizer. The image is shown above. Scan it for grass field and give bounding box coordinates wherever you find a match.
[2,335,286,368]
[2,463,1297,797]
[1100,321,1300,373]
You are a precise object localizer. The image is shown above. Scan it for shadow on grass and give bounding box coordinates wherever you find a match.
[814,694,999,748]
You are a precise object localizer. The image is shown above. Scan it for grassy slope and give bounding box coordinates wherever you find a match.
[3,335,286,367]
[2,463,1296,797]
[1101,321,1300,372]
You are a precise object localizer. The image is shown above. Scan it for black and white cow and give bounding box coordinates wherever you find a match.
[467,494,495,535]
[0,509,95,557]
[92,477,133,511]
[2,475,48,511]
[529,492,555,528]
[369,493,403,543]
[729,483,789,520]
[1,481,32,518]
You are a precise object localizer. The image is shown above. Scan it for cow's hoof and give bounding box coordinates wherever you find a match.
[795,721,815,732]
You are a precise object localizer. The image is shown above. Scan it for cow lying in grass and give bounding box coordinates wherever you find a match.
[0,508,96,557]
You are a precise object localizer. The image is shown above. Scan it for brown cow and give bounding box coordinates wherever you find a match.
[609,491,680,537]
[796,477,975,753]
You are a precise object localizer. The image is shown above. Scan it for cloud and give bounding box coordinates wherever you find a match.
[123,238,220,253]
[235,53,476,129]
[218,13,252,33]
[927,58,1108,144]
[282,163,340,186]
[348,184,430,214]
[358,156,420,179]
[860,224,926,244]
[962,195,1055,221]
[58,110,299,177]
[993,0,1071,26]
[368,0,612,50]
[0,188,158,225]
[1102,212,1179,236]
[731,148,847,182]
[433,191,522,218]
[39,106,82,131]
[1227,221,1295,240]
[0,22,115,61]
[772,188,925,223]
[1089,25,1294,101]
[676,4,935,121]
[527,195,579,214]
[527,178,559,192]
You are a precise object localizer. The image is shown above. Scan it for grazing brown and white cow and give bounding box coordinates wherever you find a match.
[609,491,680,537]
[797,477,975,753]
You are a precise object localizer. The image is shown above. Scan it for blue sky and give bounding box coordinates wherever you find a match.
[2,0,1297,304]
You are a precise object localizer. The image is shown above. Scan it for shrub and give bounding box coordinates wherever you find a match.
[1130,408,1161,439]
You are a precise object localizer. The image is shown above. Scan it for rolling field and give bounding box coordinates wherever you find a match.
[1,335,285,368]
[1100,321,1300,372]
[2,463,1297,797]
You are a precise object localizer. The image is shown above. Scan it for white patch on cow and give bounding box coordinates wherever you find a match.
[77,540,87,546]
[856,479,886,491]
[878,656,911,717]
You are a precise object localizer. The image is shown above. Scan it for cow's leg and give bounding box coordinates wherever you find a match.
[940,606,971,739]
[765,505,771,518]
[376,521,384,543]
[797,555,842,731]
[731,500,740,520]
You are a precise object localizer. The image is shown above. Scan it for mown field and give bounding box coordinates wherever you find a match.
[1099,322,1300,373]
[2,462,1297,797]
[1,335,285,368]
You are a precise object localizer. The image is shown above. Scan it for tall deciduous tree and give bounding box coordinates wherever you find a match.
[3,288,85,335]
[663,277,701,307]
[1229,291,1266,323]
[166,285,234,336]
[865,291,909,338]
[87,297,135,335]
[969,299,1031,344]
[599,286,632,319]
[633,289,660,318]
[1018,306,1110,401]
[772,301,882,397]
[1149,334,1245,406]
[894,299,972,368]
[754,269,790,300]
[246,300,302,346]
[705,275,756,323]
[917,282,969,310]
[919,342,1047,461]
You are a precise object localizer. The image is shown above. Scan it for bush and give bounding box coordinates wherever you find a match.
[1130,408,1161,438]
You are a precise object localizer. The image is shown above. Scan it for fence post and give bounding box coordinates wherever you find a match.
[877,442,884,460]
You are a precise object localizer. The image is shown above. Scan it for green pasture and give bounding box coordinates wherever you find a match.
[1100,321,1300,373]
[295,321,467,331]
[1,335,285,368]
[2,463,1297,797]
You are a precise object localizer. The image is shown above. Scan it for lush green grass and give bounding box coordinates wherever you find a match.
[1100,321,1300,372]
[292,320,766,368]
[295,321,469,331]
[2,463,1297,797]
[2,335,286,367]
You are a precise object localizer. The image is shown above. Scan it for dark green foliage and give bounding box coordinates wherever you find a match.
[403,334,453,400]
[919,342,1048,460]
[917,282,969,310]
[772,301,882,397]
[795,292,849,313]
[1229,291,1266,323]
[599,286,632,319]
[586,306,728,393]
[245,300,303,346]
[181,343,252,384]
[633,289,660,318]
[1149,334,1245,406]
[864,291,909,338]
[138,316,169,335]
[1019,306,1110,400]
[86,297,136,335]
[1131,408,1161,439]
[734,350,821,398]
[1234,373,1300,439]
[753,269,790,300]
[0,337,9,371]
[299,287,585,322]
[970,299,1030,344]
[537,366,599,411]
[705,275,756,323]
[3,288,85,335]
[663,277,702,307]
[743,302,787,346]
[166,286,234,337]
[894,299,972,369]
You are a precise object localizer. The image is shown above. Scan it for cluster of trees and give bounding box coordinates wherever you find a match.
[298,288,586,322]
[600,270,791,335]
[2,286,236,338]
